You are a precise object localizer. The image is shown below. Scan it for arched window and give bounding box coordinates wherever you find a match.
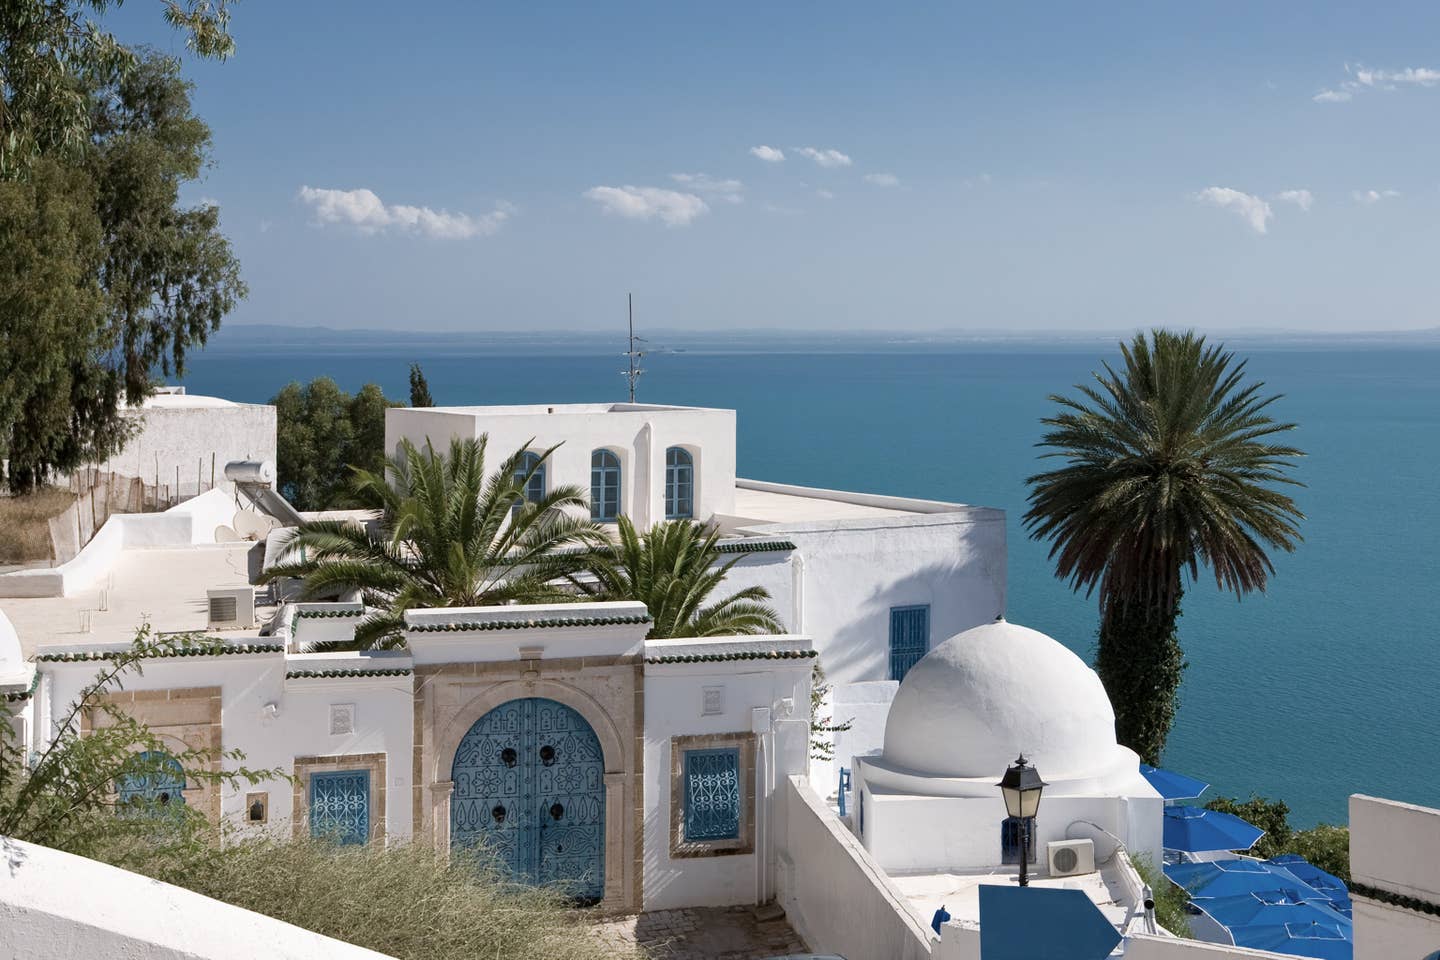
[591,450,621,521]
[116,750,187,814]
[512,451,546,517]
[665,447,694,519]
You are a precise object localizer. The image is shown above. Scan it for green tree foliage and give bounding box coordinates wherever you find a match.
[1024,330,1305,762]
[1,52,244,491]
[579,516,784,638]
[1205,795,1351,882]
[1,0,235,178]
[89,54,245,403]
[0,158,128,492]
[809,660,853,762]
[271,378,397,511]
[261,437,608,649]
[1132,853,1192,937]
[0,627,273,863]
[409,362,434,407]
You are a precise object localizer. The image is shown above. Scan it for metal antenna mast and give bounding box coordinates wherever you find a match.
[623,292,646,402]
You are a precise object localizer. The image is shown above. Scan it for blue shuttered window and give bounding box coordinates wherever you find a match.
[889,604,930,681]
[1001,816,1037,864]
[512,451,546,518]
[683,747,740,842]
[310,769,371,845]
[116,750,187,812]
[664,447,694,519]
[591,450,621,522]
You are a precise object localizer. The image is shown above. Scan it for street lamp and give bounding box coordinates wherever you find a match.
[998,754,1047,887]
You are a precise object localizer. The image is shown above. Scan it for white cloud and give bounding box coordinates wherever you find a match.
[1196,187,1273,234]
[1315,63,1440,102]
[297,186,509,239]
[1353,189,1401,204]
[815,189,836,201]
[863,173,900,187]
[795,146,852,168]
[1275,189,1314,212]
[584,185,709,226]
[749,145,785,163]
[669,173,744,204]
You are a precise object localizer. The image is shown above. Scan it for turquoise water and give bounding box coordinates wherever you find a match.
[177,337,1440,826]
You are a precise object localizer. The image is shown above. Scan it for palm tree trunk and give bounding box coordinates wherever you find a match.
[1095,588,1185,765]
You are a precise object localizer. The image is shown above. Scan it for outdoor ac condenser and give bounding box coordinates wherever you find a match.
[207,586,256,630]
[1047,838,1096,877]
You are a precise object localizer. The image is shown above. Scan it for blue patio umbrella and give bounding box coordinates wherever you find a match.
[1267,855,1350,902]
[1163,804,1265,853]
[1194,891,1351,930]
[1164,859,1331,902]
[1229,920,1352,960]
[1140,763,1210,801]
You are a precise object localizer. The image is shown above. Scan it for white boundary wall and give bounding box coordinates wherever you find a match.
[0,835,390,959]
[0,488,237,598]
[1350,793,1440,960]
[775,775,934,960]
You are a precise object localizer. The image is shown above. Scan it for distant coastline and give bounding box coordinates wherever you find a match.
[207,322,1440,357]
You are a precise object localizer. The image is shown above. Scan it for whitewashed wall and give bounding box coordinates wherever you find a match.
[641,651,811,910]
[40,652,414,838]
[1350,794,1440,960]
[386,404,737,527]
[726,514,1007,684]
[112,399,275,496]
[775,775,935,960]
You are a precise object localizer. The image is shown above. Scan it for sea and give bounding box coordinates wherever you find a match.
[176,328,1440,827]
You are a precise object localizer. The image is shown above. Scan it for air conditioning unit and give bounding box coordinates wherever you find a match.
[208,587,256,629]
[1047,838,1096,877]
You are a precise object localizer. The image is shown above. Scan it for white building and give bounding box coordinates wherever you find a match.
[113,388,276,497]
[385,402,1007,685]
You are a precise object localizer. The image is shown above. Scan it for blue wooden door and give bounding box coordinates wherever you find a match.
[309,769,371,845]
[889,604,930,681]
[451,698,606,902]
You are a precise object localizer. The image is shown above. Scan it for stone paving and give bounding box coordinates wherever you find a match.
[593,903,810,960]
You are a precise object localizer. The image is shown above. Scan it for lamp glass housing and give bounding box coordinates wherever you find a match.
[998,756,1047,820]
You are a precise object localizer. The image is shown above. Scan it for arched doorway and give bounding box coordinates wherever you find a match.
[450,697,605,902]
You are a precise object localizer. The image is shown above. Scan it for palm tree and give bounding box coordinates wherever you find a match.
[261,436,608,649]
[580,517,784,638]
[1023,329,1304,763]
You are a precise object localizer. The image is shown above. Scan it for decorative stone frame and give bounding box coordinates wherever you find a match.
[669,731,757,859]
[414,658,643,913]
[292,752,387,844]
[84,686,222,825]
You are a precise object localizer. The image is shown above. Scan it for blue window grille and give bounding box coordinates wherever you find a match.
[590,450,621,522]
[683,747,741,842]
[664,447,694,519]
[1001,816,1037,864]
[116,750,187,813]
[512,451,546,517]
[310,769,371,845]
[838,766,852,817]
[889,605,930,681]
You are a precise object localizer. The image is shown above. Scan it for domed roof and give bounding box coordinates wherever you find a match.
[0,609,30,689]
[882,618,1121,781]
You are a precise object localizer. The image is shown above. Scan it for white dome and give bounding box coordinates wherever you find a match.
[0,609,29,689]
[882,618,1122,781]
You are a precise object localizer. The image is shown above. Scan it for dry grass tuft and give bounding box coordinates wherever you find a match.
[131,837,646,960]
[0,487,74,563]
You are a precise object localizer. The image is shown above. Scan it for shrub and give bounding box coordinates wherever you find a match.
[1132,853,1191,938]
[133,838,645,960]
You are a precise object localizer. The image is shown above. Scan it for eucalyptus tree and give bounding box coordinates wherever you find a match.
[580,517,784,639]
[262,437,609,649]
[1024,329,1304,763]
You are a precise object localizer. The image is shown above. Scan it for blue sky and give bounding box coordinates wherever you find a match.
[108,2,1440,333]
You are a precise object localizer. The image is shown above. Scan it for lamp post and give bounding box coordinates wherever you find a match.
[998,754,1047,887]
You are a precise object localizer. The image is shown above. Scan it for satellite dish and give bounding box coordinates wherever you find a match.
[214,524,242,543]
[233,510,279,541]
